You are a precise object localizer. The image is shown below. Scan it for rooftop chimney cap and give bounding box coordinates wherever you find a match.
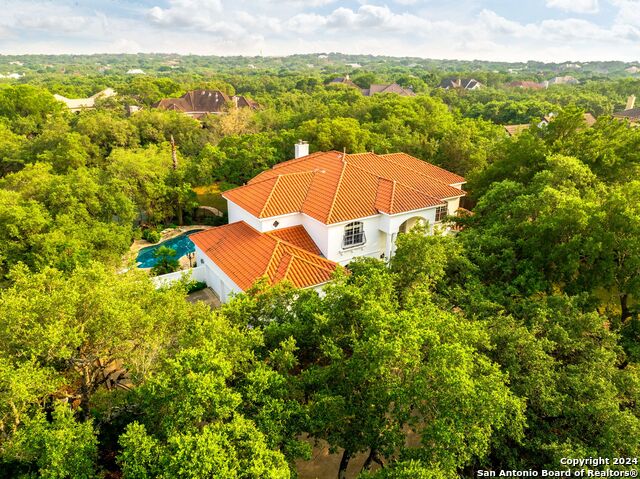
[294,140,309,159]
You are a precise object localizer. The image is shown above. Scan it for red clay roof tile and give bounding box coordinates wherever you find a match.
[223,151,465,224]
[190,222,337,291]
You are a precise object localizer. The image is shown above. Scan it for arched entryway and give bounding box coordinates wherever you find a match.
[398,216,426,234]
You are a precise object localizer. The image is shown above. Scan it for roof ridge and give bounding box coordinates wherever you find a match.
[280,253,295,282]
[271,150,340,170]
[259,174,283,217]
[263,239,283,279]
[285,248,336,272]
[390,180,397,214]
[326,159,349,223]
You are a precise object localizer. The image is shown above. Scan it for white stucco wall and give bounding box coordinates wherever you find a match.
[152,265,207,288]
[325,216,384,265]
[194,245,242,303]
[301,214,330,257]
[227,200,262,231]
[260,213,304,232]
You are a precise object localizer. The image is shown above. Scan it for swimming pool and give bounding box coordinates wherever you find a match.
[136,230,203,268]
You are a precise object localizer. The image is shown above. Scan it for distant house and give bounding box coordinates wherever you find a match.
[613,95,640,123]
[504,112,597,136]
[438,78,483,90]
[329,74,359,88]
[543,76,579,87]
[506,80,545,90]
[126,69,145,75]
[625,66,640,74]
[0,73,23,79]
[154,90,258,119]
[53,88,117,112]
[361,83,415,97]
[503,124,531,137]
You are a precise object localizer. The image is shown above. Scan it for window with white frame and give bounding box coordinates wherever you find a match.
[342,221,366,248]
[435,205,448,222]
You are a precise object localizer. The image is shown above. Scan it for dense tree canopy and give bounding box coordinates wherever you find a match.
[1,57,640,478]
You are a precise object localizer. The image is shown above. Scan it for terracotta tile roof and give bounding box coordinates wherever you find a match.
[266,226,321,255]
[190,222,337,291]
[224,151,465,224]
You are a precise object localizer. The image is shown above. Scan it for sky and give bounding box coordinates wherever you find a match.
[1,0,640,62]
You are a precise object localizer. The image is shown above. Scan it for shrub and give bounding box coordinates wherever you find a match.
[142,229,161,244]
[186,281,207,294]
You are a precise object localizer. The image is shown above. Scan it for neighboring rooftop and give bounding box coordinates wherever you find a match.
[361,83,415,97]
[504,112,597,136]
[506,80,544,90]
[190,222,338,290]
[329,74,359,88]
[613,107,640,122]
[54,88,117,112]
[223,151,466,225]
[155,89,258,118]
[438,78,483,90]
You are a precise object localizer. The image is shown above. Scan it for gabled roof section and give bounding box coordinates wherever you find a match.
[374,178,443,215]
[266,226,321,255]
[190,222,337,291]
[222,150,466,225]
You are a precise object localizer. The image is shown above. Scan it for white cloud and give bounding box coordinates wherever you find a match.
[148,0,223,28]
[3,0,640,61]
[545,0,599,14]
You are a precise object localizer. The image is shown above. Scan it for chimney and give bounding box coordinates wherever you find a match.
[294,140,309,159]
[626,95,636,111]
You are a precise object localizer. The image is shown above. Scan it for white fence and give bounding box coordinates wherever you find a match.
[152,265,207,289]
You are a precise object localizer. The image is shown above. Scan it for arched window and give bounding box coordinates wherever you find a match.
[342,221,366,248]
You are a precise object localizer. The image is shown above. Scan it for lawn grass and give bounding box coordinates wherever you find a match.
[193,183,228,213]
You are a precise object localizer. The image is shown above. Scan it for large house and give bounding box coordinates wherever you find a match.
[329,75,415,96]
[438,78,483,90]
[54,88,117,112]
[155,90,259,119]
[188,145,466,302]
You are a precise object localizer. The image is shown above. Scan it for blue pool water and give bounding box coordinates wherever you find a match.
[136,230,203,268]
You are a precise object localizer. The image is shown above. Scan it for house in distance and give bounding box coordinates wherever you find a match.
[154,89,258,119]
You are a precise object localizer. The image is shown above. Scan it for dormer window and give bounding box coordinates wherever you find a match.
[342,221,365,248]
[435,205,448,222]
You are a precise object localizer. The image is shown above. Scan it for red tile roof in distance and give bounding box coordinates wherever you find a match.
[223,151,466,225]
[190,222,337,291]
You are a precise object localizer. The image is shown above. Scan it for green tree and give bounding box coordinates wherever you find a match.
[151,246,179,275]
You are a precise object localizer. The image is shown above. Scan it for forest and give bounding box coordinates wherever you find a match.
[0,54,640,478]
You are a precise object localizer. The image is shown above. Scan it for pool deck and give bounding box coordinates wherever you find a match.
[125,225,213,270]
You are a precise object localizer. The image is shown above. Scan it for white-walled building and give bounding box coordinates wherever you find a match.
[190,150,466,302]
[53,88,117,112]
